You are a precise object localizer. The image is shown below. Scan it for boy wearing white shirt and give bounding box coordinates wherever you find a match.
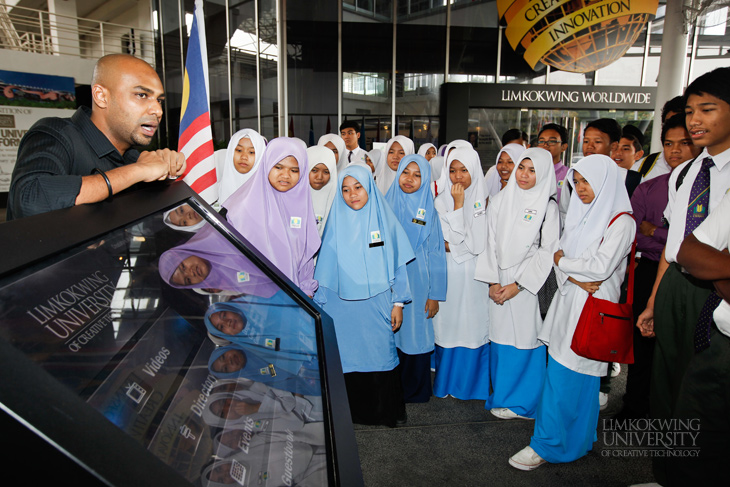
[635,66,730,486]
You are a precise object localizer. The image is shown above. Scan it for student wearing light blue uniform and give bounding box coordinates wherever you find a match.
[314,165,415,427]
[385,154,447,403]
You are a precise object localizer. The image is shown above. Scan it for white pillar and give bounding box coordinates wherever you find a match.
[48,0,80,57]
[650,1,688,153]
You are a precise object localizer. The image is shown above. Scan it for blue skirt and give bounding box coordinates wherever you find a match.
[433,344,491,400]
[530,355,600,463]
[484,343,547,418]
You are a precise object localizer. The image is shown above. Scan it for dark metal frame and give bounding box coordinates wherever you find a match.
[0,180,363,486]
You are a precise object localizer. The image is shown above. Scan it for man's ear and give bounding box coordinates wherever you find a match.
[634,150,645,161]
[356,132,361,140]
[91,84,109,109]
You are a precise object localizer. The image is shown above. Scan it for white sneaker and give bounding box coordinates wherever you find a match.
[611,362,621,377]
[509,446,547,471]
[490,407,532,420]
[599,392,608,411]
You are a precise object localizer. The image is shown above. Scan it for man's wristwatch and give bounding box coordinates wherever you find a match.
[515,282,525,292]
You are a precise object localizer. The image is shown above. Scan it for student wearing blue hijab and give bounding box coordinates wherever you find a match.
[204,291,318,355]
[385,154,447,403]
[208,344,320,396]
[314,164,415,427]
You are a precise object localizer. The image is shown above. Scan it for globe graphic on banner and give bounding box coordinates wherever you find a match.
[498,0,659,73]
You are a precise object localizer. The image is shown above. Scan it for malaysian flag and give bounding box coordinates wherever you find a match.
[178,0,217,203]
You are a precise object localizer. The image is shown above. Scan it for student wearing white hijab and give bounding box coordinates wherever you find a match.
[475,148,559,420]
[162,204,206,232]
[509,154,635,471]
[433,139,474,197]
[484,143,526,199]
[306,146,338,237]
[218,128,267,204]
[317,134,347,173]
[376,135,415,194]
[432,147,491,400]
[365,148,383,176]
[417,143,437,161]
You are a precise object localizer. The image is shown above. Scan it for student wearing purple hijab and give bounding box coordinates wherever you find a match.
[223,137,321,296]
[158,222,278,297]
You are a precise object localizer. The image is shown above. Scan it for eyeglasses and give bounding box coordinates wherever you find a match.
[536,139,562,146]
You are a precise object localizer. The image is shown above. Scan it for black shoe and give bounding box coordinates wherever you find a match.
[396,410,407,426]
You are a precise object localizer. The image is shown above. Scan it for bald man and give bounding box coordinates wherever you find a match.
[7,54,186,220]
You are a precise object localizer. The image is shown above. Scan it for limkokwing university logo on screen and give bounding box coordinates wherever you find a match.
[497,0,658,73]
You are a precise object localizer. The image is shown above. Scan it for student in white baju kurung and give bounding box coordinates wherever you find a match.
[475,148,559,419]
[509,155,635,470]
[432,147,491,400]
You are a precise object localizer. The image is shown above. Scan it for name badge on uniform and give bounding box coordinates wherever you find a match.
[412,208,427,226]
[523,209,537,222]
[473,200,485,218]
[290,216,302,228]
[369,230,384,247]
[237,271,250,283]
[259,364,276,377]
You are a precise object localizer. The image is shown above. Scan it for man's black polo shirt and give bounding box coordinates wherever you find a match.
[7,106,140,220]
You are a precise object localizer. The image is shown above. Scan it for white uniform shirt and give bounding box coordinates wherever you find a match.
[539,213,635,376]
[692,191,730,337]
[663,146,730,263]
[345,146,367,166]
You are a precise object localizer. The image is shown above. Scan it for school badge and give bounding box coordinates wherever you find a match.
[290,216,302,228]
[523,208,537,222]
[370,230,384,247]
[474,200,486,218]
[412,208,427,226]
[237,271,250,283]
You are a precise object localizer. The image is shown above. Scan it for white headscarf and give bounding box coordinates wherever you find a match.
[307,145,338,237]
[317,134,347,173]
[219,129,267,203]
[417,143,436,158]
[367,148,383,175]
[492,147,556,269]
[434,147,488,260]
[162,205,206,233]
[434,139,474,197]
[376,135,415,194]
[429,155,444,182]
[560,154,633,258]
[485,143,526,198]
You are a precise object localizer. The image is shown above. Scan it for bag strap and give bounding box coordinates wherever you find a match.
[606,211,637,306]
[675,157,697,191]
[538,196,557,247]
[638,152,660,177]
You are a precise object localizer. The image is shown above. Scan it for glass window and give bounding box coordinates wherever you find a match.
[343,1,393,147]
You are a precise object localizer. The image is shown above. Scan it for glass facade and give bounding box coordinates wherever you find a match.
[150,1,730,153]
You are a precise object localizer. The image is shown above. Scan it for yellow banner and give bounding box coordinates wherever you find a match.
[523,0,658,68]
[497,0,528,22]
[504,0,573,50]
